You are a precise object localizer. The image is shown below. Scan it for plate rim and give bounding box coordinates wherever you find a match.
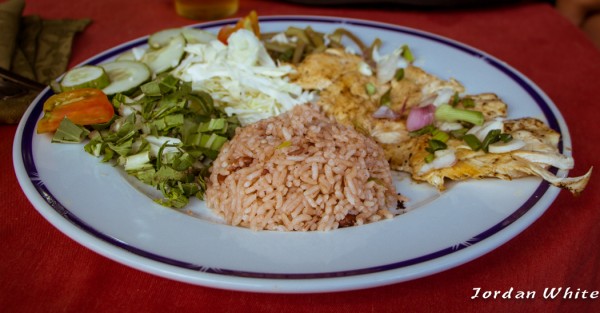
[12,15,567,293]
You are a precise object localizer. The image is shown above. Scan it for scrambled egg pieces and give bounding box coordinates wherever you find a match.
[290,48,592,195]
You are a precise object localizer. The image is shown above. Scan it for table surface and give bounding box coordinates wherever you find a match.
[2,0,599,312]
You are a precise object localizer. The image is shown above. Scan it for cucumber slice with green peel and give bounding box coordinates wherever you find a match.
[148,28,216,49]
[141,34,186,74]
[60,65,110,91]
[148,28,184,49]
[182,28,217,44]
[100,60,152,95]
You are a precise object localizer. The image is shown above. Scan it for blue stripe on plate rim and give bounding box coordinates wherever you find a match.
[19,16,561,280]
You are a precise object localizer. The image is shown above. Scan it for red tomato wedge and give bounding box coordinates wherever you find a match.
[217,10,260,44]
[36,88,115,134]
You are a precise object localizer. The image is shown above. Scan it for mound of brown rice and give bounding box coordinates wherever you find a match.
[205,104,401,231]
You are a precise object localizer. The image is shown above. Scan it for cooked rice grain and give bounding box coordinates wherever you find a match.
[205,104,401,231]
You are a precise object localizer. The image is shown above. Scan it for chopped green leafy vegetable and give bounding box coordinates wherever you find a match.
[401,44,415,63]
[463,134,482,151]
[394,68,405,81]
[424,153,435,163]
[83,74,240,208]
[426,139,447,154]
[52,118,91,143]
[450,128,468,139]
[480,129,502,152]
[409,124,436,137]
[379,89,392,107]
[450,92,460,107]
[431,129,449,143]
[365,82,377,95]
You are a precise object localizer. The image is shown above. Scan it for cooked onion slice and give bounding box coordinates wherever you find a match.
[418,149,457,175]
[372,105,401,120]
[406,104,435,131]
[488,138,526,153]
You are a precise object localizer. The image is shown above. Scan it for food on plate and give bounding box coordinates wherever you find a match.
[395,117,592,195]
[290,48,592,195]
[36,15,311,209]
[206,104,403,231]
[42,59,242,208]
[172,27,313,126]
[36,88,114,134]
[82,75,241,208]
[217,10,260,44]
[36,11,591,229]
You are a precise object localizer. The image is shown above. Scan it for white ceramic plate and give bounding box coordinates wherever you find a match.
[13,16,569,293]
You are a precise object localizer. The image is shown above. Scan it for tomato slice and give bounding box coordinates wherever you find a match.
[36,88,115,134]
[217,10,260,44]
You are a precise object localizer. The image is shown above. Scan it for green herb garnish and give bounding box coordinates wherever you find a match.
[84,75,240,208]
[435,104,484,126]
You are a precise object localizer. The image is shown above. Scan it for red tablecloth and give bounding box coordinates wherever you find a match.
[2,0,599,312]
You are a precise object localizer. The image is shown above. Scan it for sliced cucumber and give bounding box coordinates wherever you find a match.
[181,28,216,44]
[148,28,216,49]
[148,28,185,49]
[116,51,136,61]
[60,65,110,91]
[116,47,147,61]
[141,34,185,74]
[100,60,151,95]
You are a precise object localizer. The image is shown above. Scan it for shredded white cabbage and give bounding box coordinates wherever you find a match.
[172,29,314,125]
[372,46,409,84]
